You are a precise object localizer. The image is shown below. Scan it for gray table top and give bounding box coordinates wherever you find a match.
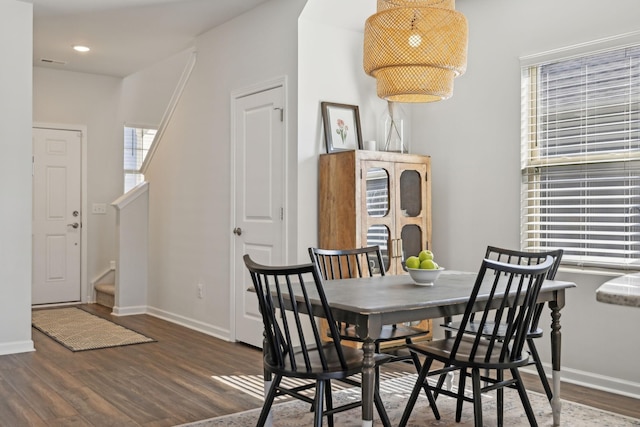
[319,271,575,315]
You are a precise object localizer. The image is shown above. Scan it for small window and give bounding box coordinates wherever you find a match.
[124,126,156,193]
[521,44,640,270]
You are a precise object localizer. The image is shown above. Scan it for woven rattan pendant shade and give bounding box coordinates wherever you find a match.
[364,0,468,102]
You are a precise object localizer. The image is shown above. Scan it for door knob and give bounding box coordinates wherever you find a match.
[67,222,80,229]
[233,227,242,236]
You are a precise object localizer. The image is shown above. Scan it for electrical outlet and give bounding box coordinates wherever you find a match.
[197,283,204,299]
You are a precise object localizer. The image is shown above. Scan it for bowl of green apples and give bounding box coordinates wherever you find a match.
[405,250,444,286]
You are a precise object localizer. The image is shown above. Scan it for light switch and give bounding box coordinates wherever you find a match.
[92,203,107,214]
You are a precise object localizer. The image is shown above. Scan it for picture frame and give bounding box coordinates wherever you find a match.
[321,102,363,153]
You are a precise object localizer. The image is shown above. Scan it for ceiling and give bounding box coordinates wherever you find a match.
[29,0,269,78]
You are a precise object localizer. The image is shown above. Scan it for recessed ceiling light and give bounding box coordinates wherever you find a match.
[73,45,90,53]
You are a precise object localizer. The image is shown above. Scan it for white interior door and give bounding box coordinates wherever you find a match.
[233,85,285,348]
[32,128,82,305]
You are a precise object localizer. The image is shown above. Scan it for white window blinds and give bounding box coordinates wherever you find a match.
[521,44,640,269]
[124,126,156,193]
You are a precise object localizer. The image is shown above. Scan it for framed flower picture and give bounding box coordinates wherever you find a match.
[321,102,363,153]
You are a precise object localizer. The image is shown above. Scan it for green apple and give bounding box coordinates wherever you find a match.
[418,250,434,262]
[405,256,420,269]
[420,259,437,270]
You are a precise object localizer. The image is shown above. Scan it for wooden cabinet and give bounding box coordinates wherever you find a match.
[319,150,432,274]
[318,150,432,345]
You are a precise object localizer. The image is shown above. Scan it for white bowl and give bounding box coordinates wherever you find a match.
[407,267,445,286]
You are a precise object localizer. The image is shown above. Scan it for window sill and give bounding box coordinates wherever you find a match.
[558,265,640,278]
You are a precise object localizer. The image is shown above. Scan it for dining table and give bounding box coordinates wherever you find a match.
[264,269,575,427]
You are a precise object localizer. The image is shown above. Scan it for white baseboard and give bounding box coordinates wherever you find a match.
[111,305,147,316]
[144,306,231,341]
[521,363,640,400]
[100,304,231,341]
[0,340,35,356]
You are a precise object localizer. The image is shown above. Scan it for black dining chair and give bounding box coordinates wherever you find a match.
[243,254,392,427]
[309,246,429,354]
[399,255,554,427]
[442,246,563,401]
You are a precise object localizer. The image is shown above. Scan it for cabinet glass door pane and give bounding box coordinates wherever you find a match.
[401,224,422,263]
[367,224,390,272]
[366,168,389,217]
[399,169,422,217]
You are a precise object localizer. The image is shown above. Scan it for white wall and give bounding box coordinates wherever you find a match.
[297,0,386,260]
[112,183,149,315]
[120,48,194,128]
[33,68,122,295]
[412,0,640,396]
[0,0,34,355]
[144,0,305,337]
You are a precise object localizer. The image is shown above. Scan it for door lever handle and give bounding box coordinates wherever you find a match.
[67,222,80,229]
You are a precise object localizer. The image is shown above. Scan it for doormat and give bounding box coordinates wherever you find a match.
[32,307,155,352]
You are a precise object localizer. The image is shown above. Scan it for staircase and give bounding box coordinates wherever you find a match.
[93,265,115,309]
[95,283,115,308]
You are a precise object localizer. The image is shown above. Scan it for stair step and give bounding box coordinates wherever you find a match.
[95,283,115,295]
[95,283,115,308]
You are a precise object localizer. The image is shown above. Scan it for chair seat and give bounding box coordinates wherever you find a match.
[337,324,428,343]
[265,343,392,380]
[442,320,543,339]
[407,336,531,370]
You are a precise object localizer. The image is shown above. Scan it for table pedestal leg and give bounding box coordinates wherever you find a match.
[551,371,562,426]
[549,291,565,427]
[362,340,375,427]
[262,332,273,427]
[263,378,273,427]
[445,371,455,391]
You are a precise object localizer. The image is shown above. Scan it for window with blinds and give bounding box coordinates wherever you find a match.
[521,44,640,269]
[124,126,156,193]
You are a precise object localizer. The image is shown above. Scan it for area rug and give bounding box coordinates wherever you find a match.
[211,371,411,403]
[32,307,155,351]
[181,374,640,426]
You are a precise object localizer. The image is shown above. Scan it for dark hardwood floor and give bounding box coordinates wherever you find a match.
[0,304,637,426]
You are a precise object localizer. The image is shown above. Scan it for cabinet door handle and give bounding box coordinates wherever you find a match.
[391,239,402,259]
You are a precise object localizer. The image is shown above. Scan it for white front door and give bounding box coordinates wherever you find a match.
[32,128,82,304]
[232,85,285,348]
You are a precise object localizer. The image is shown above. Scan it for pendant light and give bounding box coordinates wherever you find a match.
[364,0,468,103]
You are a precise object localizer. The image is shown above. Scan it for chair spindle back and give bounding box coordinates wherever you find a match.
[243,255,349,373]
[309,246,385,280]
[451,256,554,364]
[484,246,563,331]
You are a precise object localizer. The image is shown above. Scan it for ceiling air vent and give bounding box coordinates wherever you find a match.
[40,58,67,65]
